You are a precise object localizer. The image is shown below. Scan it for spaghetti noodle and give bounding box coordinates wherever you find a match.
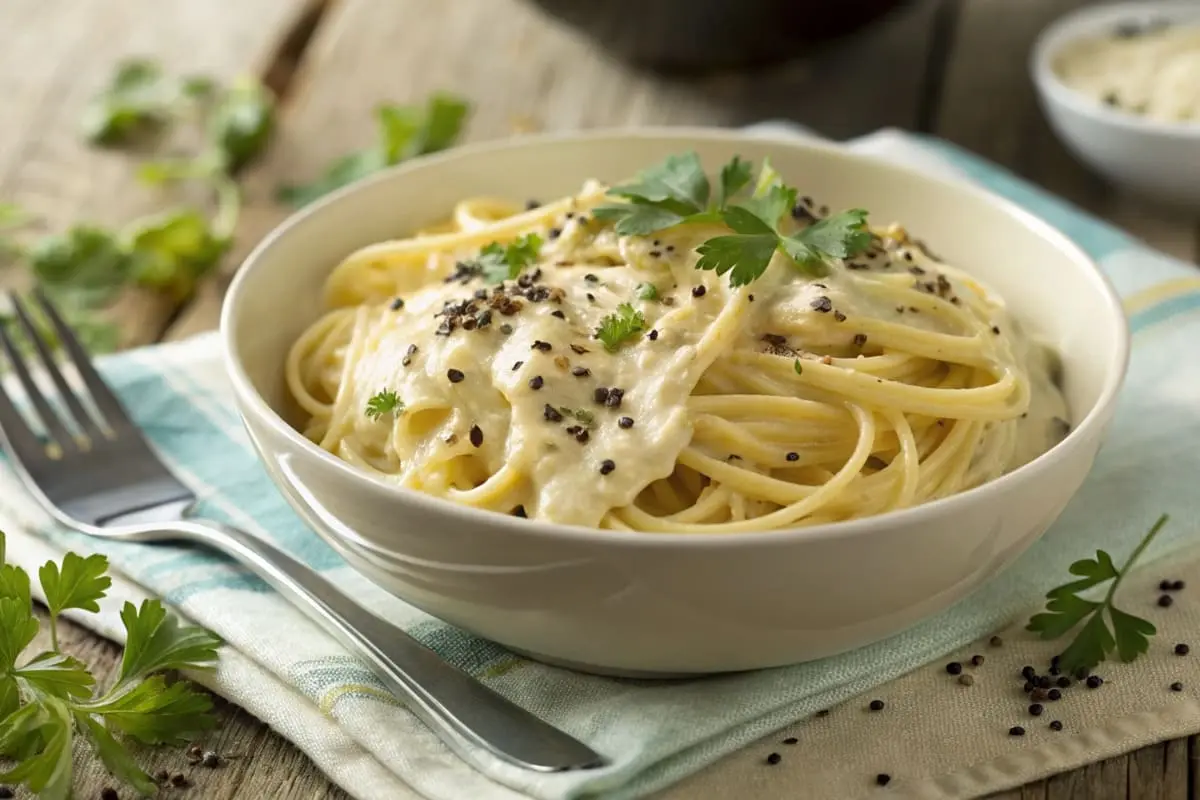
[285,166,1068,532]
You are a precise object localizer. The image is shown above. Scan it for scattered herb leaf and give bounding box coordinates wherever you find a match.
[1027,513,1168,674]
[81,59,174,146]
[596,153,871,286]
[279,93,470,206]
[467,233,543,284]
[0,530,220,799]
[635,282,659,301]
[595,303,646,352]
[365,389,404,420]
[794,359,803,375]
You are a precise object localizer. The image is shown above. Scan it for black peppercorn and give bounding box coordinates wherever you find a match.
[1037,676,1053,689]
[1056,676,1071,688]
[529,375,544,390]
[1160,579,1173,591]
[1173,580,1186,590]
[1159,594,1174,607]
[1086,675,1103,689]
[101,789,119,800]
[945,662,963,675]
[971,654,985,667]
[1049,720,1063,731]
[692,285,707,297]
[1021,665,1036,680]
[1172,681,1185,692]
[618,416,634,429]
[1009,726,1025,736]
[572,366,590,377]
[469,425,484,447]
[876,774,891,786]
[1175,643,1190,655]
[766,752,782,765]
[390,297,405,310]
[783,737,798,745]
[989,635,1004,647]
[1047,688,1062,701]
[1028,703,1044,716]
[786,452,799,462]
[1023,681,1035,694]
[599,459,616,475]
[0,789,13,800]
[1030,687,1049,702]
[868,699,885,711]
[447,368,465,383]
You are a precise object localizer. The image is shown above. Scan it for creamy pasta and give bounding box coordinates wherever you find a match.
[286,157,1069,533]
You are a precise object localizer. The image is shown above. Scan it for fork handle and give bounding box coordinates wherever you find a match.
[172,519,605,774]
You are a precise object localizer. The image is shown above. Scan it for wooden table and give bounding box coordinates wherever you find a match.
[4,0,1199,797]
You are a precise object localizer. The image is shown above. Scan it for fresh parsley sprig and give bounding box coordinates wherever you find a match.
[0,530,220,799]
[464,233,544,284]
[593,152,871,288]
[594,303,646,352]
[1027,513,1169,674]
[365,389,404,420]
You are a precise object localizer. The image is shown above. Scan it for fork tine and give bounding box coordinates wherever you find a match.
[31,288,137,433]
[0,339,55,467]
[9,293,106,439]
[0,318,77,451]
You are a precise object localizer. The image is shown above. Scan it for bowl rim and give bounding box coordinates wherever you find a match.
[221,126,1131,549]
[1031,0,1200,140]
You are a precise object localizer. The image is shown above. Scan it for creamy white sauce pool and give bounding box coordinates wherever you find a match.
[1054,21,1200,123]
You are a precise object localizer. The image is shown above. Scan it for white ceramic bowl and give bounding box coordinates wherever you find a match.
[221,130,1128,676]
[1031,2,1200,208]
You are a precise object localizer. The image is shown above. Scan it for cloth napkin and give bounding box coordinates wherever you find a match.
[3,128,1200,800]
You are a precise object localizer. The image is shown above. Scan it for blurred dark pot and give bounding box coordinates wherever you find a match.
[526,0,913,72]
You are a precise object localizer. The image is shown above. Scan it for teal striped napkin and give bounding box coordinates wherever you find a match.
[2,129,1198,800]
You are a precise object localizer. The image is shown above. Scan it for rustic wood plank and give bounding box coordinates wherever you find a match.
[164,0,945,341]
[0,0,313,348]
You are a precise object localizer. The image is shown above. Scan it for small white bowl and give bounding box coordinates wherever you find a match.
[1031,2,1200,208]
[221,129,1129,676]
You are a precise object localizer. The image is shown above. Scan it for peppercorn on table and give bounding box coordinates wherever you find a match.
[3,0,1199,798]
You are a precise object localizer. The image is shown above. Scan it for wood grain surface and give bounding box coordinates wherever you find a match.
[4,0,1200,797]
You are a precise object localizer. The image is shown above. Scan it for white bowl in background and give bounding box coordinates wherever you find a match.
[1031,2,1200,208]
[221,129,1128,676]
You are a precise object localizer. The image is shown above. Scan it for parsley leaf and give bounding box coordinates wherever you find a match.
[595,153,872,286]
[0,697,74,800]
[79,675,216,745]
[794,359,804,375]
[592,202,687,237]
[365,389,404,420]
[81,59,174,146]
[635,282,659,301]
[207,76,275,173]
[0,540,221,799]
[783,209,871,272]
[715,156,753,209]
[39,552,112,617]
[610,151,710,212]
[696,234,779,287]
[594,303,647,352]
[1027,514,1168,674]
[39,551,111,651]
[468,233,543,284]
[115,599,221,682]
[279,93,470,206]
[76,713,158,796]
[13,652,95,700]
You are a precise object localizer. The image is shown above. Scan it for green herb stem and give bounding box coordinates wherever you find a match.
[1106,512,1169,606]
[212,174,242,242]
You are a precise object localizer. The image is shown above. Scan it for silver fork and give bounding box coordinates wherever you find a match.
[0,289,605,774]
